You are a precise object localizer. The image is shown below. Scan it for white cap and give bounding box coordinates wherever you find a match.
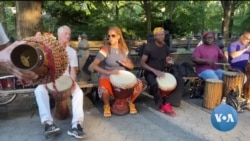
[0,23,10,46]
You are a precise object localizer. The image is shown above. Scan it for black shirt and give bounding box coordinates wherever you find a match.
[143,42,170,71]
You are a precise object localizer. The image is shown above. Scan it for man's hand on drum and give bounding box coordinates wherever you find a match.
[153,70,165,77]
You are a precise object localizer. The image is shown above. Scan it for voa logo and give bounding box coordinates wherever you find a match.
[211,104,238,132]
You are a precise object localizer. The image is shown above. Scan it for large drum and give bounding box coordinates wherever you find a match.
[110,70,137,115]
[223,71,244,98]
[10,36,68,84]
[46,75,73,120]
[203,79,223,110]
[156,73,177,97]
[243,63,250,100]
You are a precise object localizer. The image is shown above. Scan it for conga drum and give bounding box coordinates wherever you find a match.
[223,71,244,98]
[243,63,250,100]
[203,79,223,110]
[110,70,137,115]
[46,75,73,120]
[156,73,177,97]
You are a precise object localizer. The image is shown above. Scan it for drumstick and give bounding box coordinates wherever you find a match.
[215,62,230,66]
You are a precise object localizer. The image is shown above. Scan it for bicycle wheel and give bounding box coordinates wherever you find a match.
[0,93,17,105]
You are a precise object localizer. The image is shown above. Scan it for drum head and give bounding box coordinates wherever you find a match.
[156,73,177,91]
[206,79,223,83]
[110,70,137,89]
[223,71,239,76]
[47,75,73,92]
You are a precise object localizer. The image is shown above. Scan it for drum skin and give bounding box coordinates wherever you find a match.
[10,36,68,84]
[110,70,137,99]
[156,73,177,97]
[109,70,137,115]
[46,76,73,120]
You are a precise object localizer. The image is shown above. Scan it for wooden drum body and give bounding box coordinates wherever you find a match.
[203,79,223,110]
[223,71,244,98]
[110,70,137,115]
[156,73,177,97]
[47,76,73,120]
[243,63,250,100]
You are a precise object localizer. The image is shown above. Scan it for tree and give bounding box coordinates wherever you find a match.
[220,1,239,39]
[15,1,43,40]
[141,0,152,36]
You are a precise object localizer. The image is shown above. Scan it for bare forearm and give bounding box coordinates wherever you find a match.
[192,57,208,65]
[93,65,111,75]
[230,48,248,58]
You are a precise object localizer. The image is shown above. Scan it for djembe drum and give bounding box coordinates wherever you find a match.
[243,63,250,100]
[223,71,244,98]
[46,75,74,120]
[156,73,177,97]
[203,79,223,110]
[110,70,137,115]
[10,36,68,84]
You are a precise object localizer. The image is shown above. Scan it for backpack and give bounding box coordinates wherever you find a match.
[135,43,146,57]
[169,62,197,78]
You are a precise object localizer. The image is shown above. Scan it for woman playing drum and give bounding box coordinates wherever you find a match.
[90,26,143,117]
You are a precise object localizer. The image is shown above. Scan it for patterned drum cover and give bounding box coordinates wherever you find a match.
[10,36,68,84]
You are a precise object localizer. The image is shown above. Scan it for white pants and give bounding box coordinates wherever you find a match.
[34,82,84,125]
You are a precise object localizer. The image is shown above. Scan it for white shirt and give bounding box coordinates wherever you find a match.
[63,46,78,76]
[0,23,9,46]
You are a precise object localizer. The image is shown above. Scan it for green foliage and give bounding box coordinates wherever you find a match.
[3,1,250,40]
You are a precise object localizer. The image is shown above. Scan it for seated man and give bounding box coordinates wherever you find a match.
[192,31,228,80]
[140,27,184,117]
[228,29,250,73]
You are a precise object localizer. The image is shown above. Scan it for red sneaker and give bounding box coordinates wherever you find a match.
[160,103,176,117]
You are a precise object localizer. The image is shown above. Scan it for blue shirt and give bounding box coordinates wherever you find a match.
[228,41,250,72]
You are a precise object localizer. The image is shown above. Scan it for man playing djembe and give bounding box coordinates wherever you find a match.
[140,27,184,117]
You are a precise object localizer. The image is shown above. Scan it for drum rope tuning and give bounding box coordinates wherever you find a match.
[10,36,69,86]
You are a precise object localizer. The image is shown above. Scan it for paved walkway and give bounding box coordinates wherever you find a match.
[0,91,250,141]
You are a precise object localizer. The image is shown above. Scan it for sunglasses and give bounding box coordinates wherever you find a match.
[108,34,116,38]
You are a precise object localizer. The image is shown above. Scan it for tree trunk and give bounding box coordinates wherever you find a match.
[142,0,152,36]
[16,1,43,40]
[221,1,237,40]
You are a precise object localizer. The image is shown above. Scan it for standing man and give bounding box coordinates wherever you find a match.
[34,25,86,139]
[140,27,184,117]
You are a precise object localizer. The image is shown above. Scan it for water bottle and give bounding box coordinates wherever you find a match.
[221,97,227,104]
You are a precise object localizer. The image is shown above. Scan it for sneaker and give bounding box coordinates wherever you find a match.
[67,124,86,139]
[129,102,137,114]
[104,105,111,117]
[44,123,61,139]
[160,103,176,117]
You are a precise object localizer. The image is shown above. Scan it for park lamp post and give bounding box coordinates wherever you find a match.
[161,7,166,28]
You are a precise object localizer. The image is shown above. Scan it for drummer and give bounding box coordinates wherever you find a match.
[140,27,184,117]
[90,26,143,117]
[227,30,250,73]
[192,31,229,80]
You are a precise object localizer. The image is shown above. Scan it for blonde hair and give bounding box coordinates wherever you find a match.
[105,26,128,55]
